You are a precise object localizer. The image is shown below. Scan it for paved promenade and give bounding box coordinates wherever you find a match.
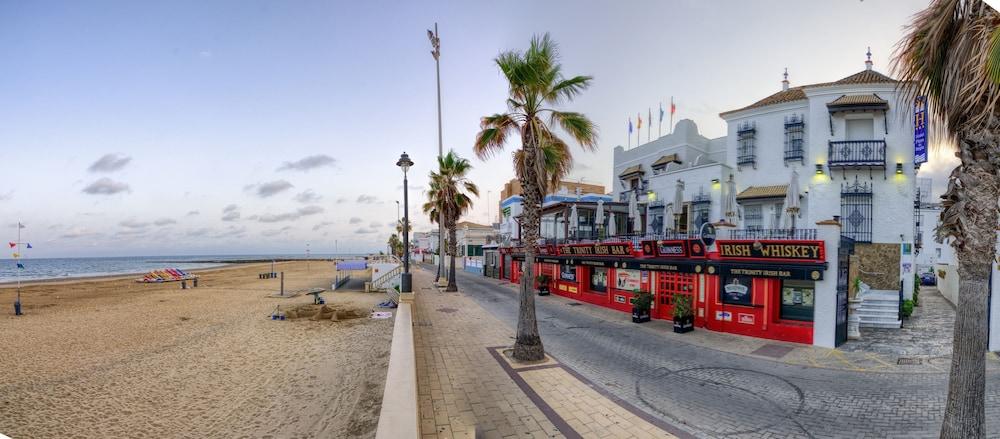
[412,267,687,439]
[441,266,1000,438]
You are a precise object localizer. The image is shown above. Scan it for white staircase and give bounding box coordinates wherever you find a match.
[371,264,402,292]
[856,290,902,329]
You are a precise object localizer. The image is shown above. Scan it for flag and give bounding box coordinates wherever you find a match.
[16,262,24,269]
[26,243,32,249]
[7,242,14,248]
[671,97,676,115]
[12,253,19,258]
[659,103,664,122]
[17,222,25,229]
[628,118,633,134]
[637,113,642,129]
[648,108,652,127]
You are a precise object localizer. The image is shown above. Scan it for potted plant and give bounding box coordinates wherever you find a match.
[631,290,652,323]
[672,294,694,333]
[536,274,551,296]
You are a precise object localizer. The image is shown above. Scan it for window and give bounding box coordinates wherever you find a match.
[780,280,815,321]
[589,268,607,293]
[935,248,942,259]
[841,177,873,243]
[744,205,763,230]
[466,245,483,257]
[721,275,753,306]
[846,118,875,140]
[737,121,756,167]
[784,114,805,162]
[652,165,665,175]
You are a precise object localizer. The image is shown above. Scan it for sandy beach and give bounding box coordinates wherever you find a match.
[0,261,391,439]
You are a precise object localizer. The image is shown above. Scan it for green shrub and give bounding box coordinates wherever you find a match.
[632,290,653,311]
[902,299,914,318]
[673,294,693,319]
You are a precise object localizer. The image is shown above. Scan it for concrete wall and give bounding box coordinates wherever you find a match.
[374,302,419,439]
[935,263,959,307]
[812,223,842,348]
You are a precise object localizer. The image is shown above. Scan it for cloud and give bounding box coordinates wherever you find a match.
[119,219,149,229]
[221,204,240,222]
[312,221,334,231]
[297,205,324,216]
[369,221,382,228]
[153,218,177,226]
[277,155,336,172]
[336,197,348,204]
[60,227,100,239]
[354,227,377,234]
[215,226,246,238]
[255,205,325,223]
[186,210,200,216]
[0,190,12,201]
[88,154,132,173]
[262,226,293,237]
[357,194,378,204]
[82,178,130,195]
[186,228,212,237]
[349,217,362,224]
[294,190,322,203]
[199,50,213,59]
[248,180,294,198]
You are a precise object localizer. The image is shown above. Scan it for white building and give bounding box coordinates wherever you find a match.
[611,119,730,234]
[500,187,612,244]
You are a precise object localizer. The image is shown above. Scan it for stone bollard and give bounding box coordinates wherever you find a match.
[181,280,187,290]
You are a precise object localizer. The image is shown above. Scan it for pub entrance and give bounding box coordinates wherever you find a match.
[654,272,697,321]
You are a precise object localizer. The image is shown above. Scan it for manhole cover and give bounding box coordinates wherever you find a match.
[897,357,923,365]
[567,303,582,307]
[436,307,458,314]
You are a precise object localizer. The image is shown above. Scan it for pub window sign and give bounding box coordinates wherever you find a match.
[722,275,753,306]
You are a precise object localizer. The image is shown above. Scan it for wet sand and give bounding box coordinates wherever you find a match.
[0,261,391,438]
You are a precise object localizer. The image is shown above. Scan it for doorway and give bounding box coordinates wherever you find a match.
[655,272,697,321]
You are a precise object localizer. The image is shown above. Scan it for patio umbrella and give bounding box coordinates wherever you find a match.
[595,199,605,232]
[608,211,617,237]
[629,193,642,233]
[663,203,675,234]
[646,201,655,237]
[723,174,739,226]
[673,179,685,232]
[568,203,579,236]
[784,169,801,230]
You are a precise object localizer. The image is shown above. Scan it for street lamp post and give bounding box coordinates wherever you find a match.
[427,23,445,284]
[397,152,414,293]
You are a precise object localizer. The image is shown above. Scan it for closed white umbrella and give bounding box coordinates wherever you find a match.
[629,193,642,233]
[673,179,685,233]
[663,203,675,234]
[724,174,739,226]
[784,169,801,231]
[608,211,618,237]
[595,199,605,229]
[568,203,579,235]
[646,201,655,237]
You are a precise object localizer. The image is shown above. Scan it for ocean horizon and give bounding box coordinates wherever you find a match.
[0,253,369,283]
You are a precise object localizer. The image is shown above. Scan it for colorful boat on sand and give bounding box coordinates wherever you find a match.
[136,268,198,283]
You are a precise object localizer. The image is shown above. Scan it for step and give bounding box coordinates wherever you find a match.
[855,311,901,320]
[860,320,902,329]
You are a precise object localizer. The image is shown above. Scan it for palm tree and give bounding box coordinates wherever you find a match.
[473,34,598,361]
[894,1,1000,436]
[423,151,479,292]
[387,234,403,258]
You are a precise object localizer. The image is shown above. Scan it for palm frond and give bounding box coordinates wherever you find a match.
[549,111,599,150]
[474,113,519,160]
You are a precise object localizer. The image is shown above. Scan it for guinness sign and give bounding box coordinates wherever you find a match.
[717,240,825,262]
[700,222,717,248]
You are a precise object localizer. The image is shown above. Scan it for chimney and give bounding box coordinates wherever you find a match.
[781,68,789,91]
[865,46,873,71]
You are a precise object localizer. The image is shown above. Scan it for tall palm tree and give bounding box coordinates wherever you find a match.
[423,151,479,292]
[387,234,403,258]
[473,34,598,361]
[895,1,1000,437]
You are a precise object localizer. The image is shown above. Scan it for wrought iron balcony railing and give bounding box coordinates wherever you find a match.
[828,140,886,167]
[725,228,818,240]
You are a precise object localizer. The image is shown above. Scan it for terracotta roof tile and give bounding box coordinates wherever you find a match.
[827,93,888,106]
[651,154,682,167]
[619,165,644,177]
[721,69,898,117]
[736,185,788,200]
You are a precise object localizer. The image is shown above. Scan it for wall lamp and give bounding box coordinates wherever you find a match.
[896,162,904,174]
[815,164,824,175]
[711,178,720,184]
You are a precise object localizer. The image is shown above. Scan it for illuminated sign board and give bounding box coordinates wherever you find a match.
[716,240,825,262]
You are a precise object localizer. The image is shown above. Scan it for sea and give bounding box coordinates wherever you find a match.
[0,254,366,283]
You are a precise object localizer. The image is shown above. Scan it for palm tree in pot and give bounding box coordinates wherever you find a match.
[672,294,694,333]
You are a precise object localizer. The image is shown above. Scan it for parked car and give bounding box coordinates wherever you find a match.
[920,271,937,286]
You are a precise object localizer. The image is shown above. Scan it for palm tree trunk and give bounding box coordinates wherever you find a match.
[513,144,545,362]
[940,131,1000,439]
[447,222,458,292]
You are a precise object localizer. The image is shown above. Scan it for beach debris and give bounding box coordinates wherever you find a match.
[269,305,286,321]
[370,311,392,319]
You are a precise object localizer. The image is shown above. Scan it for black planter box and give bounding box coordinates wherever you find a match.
[537,287,550,296]
[632,308,651,323]
[673,315,694,333]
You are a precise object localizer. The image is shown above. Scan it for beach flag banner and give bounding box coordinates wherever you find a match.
[7,242,13,248]
[26,243,32,249]
[16,263,23,269]
[11,221,30,315]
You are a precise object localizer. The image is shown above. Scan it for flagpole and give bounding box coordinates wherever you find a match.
[670,96,675,134]
[15,220,21,315]
[658,104,662,138]
[647,108,651,143]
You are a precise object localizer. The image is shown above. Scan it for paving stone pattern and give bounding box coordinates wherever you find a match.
[444,267,1000,438]
[840,286,955,358]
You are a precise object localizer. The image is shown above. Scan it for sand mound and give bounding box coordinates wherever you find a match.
[283,304,367,321]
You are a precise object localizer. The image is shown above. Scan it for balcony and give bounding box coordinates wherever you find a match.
[784,139,804,162]
[725,228,818,240]
[828,140,886,168]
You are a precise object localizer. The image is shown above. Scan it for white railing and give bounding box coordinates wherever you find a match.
[372,264,403,291]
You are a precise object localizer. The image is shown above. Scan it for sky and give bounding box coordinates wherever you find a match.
[0,0,955,257]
